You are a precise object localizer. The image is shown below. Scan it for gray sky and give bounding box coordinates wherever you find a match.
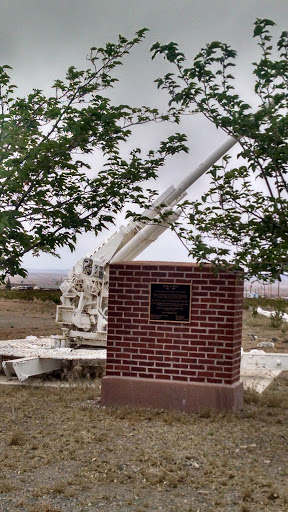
[1,0,287,269]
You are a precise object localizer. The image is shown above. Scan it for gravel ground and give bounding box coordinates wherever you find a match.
[0,376,287,512]
[0,299,287,511]
[1,298,288,352]
[0,299,61,340]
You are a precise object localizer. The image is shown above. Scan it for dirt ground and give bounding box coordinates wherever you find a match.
[0,299,62,340]
[242,308,288,353]
[0,374,287,512]
[1,298,288,353]
[0,300,287,511]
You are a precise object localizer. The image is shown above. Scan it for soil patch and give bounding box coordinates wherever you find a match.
[0,300,287,511]
[242,309,288,353]
[0,299,61,340]
[0,376,287,511]
[1,299,288,353]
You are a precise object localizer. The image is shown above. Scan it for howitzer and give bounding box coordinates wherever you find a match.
[56,135,237,347]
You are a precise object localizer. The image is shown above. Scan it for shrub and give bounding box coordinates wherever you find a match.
[270,299,287,328]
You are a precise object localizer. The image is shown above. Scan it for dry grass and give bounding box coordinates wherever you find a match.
[0,376,287,512]
[242,308,288,353]
[0,298,61,340]
[7,429,27,447]
[0,298,288,510]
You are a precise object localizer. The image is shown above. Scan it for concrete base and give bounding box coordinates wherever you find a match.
[241,369,282,394]
[101,376,244,413]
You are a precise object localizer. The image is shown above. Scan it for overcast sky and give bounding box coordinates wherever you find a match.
[2,0,287,270]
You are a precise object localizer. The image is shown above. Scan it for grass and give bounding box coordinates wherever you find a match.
[0,295,287,510]
[0,376,287,512]
[8,429,27,447]
[243,297,288,310]
[242,307,288,352]
[0,289,61,304]
[1,292,278,308]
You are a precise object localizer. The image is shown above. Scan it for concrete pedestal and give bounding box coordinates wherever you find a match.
[102,262,244,413]
[101,376,243,413]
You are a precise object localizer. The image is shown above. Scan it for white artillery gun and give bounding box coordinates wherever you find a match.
[56,135,238,347]
[3,133,288,384]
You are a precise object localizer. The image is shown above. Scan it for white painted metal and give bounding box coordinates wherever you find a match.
[57,136,239,347]
[156,136,237,208]
[0,337,107,381]
[2,357,62,381]
[111,209,181,263]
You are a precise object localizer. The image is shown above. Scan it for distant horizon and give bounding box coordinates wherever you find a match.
[26,268,70,273]
[9,268,288,297]
[23,268,288,283]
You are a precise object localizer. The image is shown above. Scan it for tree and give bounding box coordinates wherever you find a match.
[152,19,288,281]
[0,29,187,279]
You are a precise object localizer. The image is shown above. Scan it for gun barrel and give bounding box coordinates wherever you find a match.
[111,209,181,263]
[163,135,237,207]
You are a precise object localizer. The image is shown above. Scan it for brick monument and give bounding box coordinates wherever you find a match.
[101,262,244,412]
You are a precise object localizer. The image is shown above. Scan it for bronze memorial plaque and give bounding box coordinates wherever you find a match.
[149,283,191,322]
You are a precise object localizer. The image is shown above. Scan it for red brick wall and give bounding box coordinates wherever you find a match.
[106,262,243,385]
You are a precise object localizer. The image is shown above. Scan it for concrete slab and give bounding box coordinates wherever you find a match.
[0,336,106,361]
[0,337,285,393]
[241,368,282,393]
[102,376,244,412]
[0,374,98,387]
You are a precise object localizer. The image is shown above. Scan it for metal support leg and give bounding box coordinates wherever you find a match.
[2,357,62,381]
